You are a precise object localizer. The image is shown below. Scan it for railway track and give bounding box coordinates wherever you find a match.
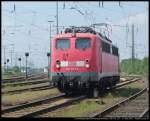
[121,75,141,78]
[113,78,140,89]
[35,78,142,118]
[2,73,47,84]
[2,78,50,87]
[139,108,149,118]
[2,82,54,94]
[2,76,132,88]
[2,77,135,95]
[2,93,85,118]
[91,87,149,118]
[1,77,142,117]
[1,93,66,117]
[2,74,134,84]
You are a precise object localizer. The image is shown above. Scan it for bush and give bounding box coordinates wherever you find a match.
[120,57,148,76]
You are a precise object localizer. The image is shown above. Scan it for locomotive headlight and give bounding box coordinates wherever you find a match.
[56,64,60,68]
[85,63,90,68]
[56,60,60,68]
[85,60,90,68]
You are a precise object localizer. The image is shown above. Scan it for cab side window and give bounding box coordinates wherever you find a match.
[102,41,110,53]
[112,46,118,56]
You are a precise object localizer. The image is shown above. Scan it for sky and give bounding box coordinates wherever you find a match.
[2,1,149,68]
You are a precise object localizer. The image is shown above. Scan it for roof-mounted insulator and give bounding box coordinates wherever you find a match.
[64,26,96,34]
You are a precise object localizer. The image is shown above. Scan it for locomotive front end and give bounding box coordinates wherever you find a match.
[51,32,97,94]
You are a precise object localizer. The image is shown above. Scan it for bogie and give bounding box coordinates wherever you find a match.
[55,76,120,97]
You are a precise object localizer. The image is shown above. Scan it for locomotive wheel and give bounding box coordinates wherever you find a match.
[65,91,71,96]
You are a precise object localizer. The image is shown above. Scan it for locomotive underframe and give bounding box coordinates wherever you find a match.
[52,72,120,96]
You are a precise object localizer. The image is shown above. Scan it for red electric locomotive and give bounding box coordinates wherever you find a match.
[51,26,120,97]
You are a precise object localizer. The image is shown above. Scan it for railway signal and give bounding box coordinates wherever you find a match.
[18,58,21,74]
[25,52,29,79]
[47,52,50,79]
[4,62,6,72]
[6,59,9,72]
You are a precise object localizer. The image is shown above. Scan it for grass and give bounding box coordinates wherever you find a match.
[41,81,145,117]
[2,88,60,105]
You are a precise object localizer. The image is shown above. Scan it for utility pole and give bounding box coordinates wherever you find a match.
[126,23,129,47]
[132,24,135,61]
[10,50,13,67]
[131,24,135,70]
[56,1,59,34]
[10,44,14,68]
[3,45,7,73]
[15,52,18,66]
[48,21,54,80]
[3,45,6,67]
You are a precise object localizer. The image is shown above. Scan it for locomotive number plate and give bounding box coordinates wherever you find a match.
[60,61,85,67]
[60,61,68,67]
[76,61,85,67]
[68,61,76,66]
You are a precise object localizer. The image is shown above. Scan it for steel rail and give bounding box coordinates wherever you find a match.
[20,95,86,117]
[2,77,134,94]
[113,78,140,89]
[120,77,134,82]
[2,84,54,94]
[120,74,141,78]
[21,78,140,117]
[139,108,149,118]
[24,77,141,117]
[2,93,65,114]
[2,77,141,117]
[91,87,148,118]
[2,78,50,87]
[2,73,47,83]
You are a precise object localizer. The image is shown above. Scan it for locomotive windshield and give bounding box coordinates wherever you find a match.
[56,39,70,50]
[75,38,91,50]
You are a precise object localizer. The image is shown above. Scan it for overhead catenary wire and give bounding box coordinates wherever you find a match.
[86,2,147,21]
[2,2,148,67]
[3,11,49,32]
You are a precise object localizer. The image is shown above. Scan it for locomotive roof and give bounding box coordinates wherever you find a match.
[53,32,118,49]
[53,32,97,40]
[96,33,118,48]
